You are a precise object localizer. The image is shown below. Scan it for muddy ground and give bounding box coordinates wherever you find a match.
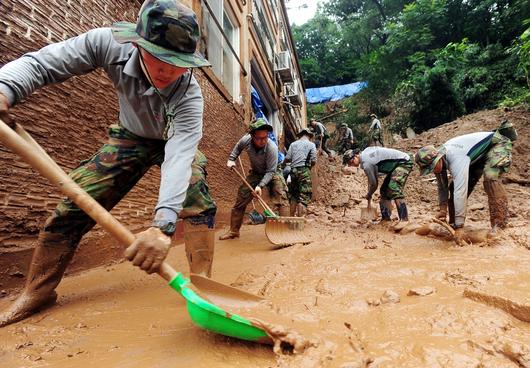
[0,108,529,367]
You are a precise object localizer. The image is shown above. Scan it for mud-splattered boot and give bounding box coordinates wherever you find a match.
[290,201,298,216]
[484,180,509,232]
[0,233,75,327]
[279,205,290,217]
[395,199,409,222]
[296,203,307,218]
[184,216,215,278]
[379,199,392,221]
[392,199,409,232]
[218,209,244,240]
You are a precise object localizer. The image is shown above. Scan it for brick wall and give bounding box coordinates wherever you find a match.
[0,0,248,291]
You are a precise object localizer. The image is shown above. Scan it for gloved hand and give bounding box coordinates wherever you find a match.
[226,160,236,169]
[0,92,13,129]
[124,227,171,274]
[254,186,262,197]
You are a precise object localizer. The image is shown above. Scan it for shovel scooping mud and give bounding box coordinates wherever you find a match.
[232,167,311,246]
[238,158,267,225]
[360,199,378,221]
[0,120,275,344]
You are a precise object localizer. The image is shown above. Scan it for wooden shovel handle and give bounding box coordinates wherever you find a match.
[0,120,176,281]
[231,166,277,215]
[238,157,257,210]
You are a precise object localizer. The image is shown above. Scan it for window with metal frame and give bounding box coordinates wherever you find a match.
[202,1,241,100]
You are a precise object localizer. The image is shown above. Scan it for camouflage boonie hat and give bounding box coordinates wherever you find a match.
[248,118,273,133]
[111,0,210,68]
[415,145,446,176]
[496,119,518,141]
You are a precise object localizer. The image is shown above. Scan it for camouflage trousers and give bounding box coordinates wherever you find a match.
[41,124,216,248]
[288,166,313,206]
[233,171,288,213]
[448,130,513,202]
[338,140,352,154]
[380,159,413,200]
[483,130,513,180]
[370,129,384,146]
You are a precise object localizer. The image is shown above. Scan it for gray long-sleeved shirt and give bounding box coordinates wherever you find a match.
[435,131,494,227]
[0,28,204,222]
[285,138,317,168]
[360,146,410,198]
[313,122,327,138]
[369,118,382,130]
[228,134,278,187]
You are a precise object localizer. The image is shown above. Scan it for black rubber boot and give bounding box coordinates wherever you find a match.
[395,199,409,221]
[379,199,392,221]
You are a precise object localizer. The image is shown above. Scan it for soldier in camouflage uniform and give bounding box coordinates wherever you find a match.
[415,120,517,235]
[338,123,355,154]
[344,147,413,223]
[368,114,384,147]
[285,128,317,217]
[0,0,216,326]
[220,119,290,240]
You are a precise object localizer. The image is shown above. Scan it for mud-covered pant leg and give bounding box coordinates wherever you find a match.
[40,125,165,248]
[233,172,262,212]
[268,171,289,214]
[380,160,412,221]
[381,160,413,200]
[339,140,351,155]
[322,136,332,156]
[288,167,313,206]
[483,133,512,228]
[370,129,384,147]
[180,150,217,228]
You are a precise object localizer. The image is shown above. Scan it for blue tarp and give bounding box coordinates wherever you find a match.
[306,82,368,104]
[250,86,285,163]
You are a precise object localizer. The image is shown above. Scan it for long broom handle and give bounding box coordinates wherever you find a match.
[0,120,177,282]
[237,157,257,211]
[231,167,278,217]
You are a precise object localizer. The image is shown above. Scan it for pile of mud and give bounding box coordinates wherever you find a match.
[309,107,530,249]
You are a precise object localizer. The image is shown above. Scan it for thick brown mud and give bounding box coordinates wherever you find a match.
[0,221,529,367]
[0,108,528,367]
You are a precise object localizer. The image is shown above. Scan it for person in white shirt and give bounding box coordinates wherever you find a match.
[415,120,517,236]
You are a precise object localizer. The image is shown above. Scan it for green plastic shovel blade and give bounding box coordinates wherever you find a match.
[168,273,269,342]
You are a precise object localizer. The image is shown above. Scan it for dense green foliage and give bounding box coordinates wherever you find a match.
[293,0,530,134]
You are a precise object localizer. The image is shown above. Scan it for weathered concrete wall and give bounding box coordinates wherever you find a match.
[0,0,248,292]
